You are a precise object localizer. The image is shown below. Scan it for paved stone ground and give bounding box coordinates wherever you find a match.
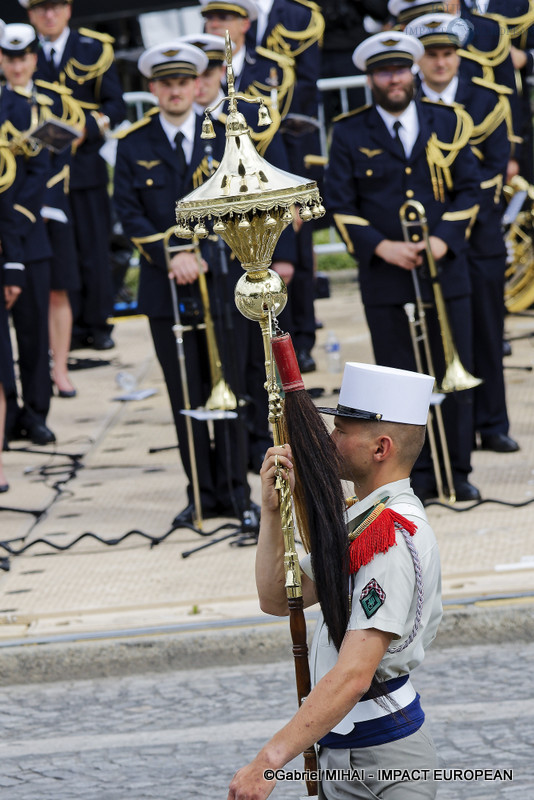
[0,639,531,799]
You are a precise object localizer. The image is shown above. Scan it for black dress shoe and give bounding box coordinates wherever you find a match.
[454,480,481,502]
[92,332,115,351]
[28,421,56,446]
[70,334,91,351]
[0,483,9,493]
[296,349,316,373]
[10,418,56,445]
[172,503,219,527]
[480,433,520,453]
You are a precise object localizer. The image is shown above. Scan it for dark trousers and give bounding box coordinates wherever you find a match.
[469,253,509,436]
[10,259,51,425]
[149,316,250,513]
[69,185,114,334]
[365,295,475,485]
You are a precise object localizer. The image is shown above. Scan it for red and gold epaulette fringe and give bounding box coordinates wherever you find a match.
[347,505,417,574]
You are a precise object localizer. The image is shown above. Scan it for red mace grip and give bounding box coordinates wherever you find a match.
[271,333,305,393]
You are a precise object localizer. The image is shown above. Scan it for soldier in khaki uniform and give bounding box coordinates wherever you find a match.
[228,362,442,800]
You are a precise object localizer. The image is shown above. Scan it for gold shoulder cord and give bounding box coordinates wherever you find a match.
[34,80,86,130]
[63,28,115,86]
[0,137,17,193]
[192,155,222,188]
[469,94,510,145]
[425,106,474,202]
[1,119,41,158]
[458,23,511,77]
[249,46,296,121]
[112,108,159,140]
[265,0,324,59]
[483,4,534,39]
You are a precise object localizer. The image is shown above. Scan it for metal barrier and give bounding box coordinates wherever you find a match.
[123,90,158,120]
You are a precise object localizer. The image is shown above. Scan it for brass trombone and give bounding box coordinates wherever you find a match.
[399,200,481,503]
[164,231,237,530]
[399,200,482,394]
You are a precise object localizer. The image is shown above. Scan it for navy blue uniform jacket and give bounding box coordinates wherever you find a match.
[35,28,125,190]
[325,99,482,307]
[0,87,51,266]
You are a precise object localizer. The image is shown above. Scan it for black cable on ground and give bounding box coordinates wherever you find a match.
[424,496,534,512]
[0,519,239,563]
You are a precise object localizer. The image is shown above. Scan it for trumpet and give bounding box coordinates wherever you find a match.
[399,200,482,394]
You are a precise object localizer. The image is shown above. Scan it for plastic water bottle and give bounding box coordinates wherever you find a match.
[115,371,137,393]
[325,331,342,373]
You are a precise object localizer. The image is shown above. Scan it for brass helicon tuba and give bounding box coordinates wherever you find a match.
[399,200,482,504]
[502,175,534,313]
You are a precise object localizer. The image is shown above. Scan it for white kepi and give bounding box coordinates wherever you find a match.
[318,362,434,425]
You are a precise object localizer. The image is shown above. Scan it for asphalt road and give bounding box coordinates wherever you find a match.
[0,638,531,799]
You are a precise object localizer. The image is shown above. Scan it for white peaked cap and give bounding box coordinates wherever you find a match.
[138,41,209,79]
[199,0,259,21]
[404,13,470,47]
[388,0,446,20]
[318,362,434,425]
[353,31,424,72]
[0,22,38,54]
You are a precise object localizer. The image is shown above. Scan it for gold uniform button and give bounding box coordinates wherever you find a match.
[366,169,373,176]
[409,212,417,221]
[411,234,420,242]
[405,167,412,175]
[146,178,154,186]
[406,189,414,198]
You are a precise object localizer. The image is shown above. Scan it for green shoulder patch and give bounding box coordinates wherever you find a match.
[359,579,386,619]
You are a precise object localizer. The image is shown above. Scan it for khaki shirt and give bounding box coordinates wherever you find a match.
[301,478,442,699]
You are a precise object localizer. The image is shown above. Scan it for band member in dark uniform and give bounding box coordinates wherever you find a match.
[1,23,58,445]
[325,31,482,502]
[406,12,519,453]
[0,27,26,485]
[114,42,258,525]
[20,0,125,350]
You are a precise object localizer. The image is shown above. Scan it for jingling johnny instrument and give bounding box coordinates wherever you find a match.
[174,33,351,799]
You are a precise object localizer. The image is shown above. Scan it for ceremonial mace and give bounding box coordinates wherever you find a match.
[175,34,348,797]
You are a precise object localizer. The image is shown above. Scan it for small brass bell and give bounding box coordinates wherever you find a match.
[175,222,193,239]
[282,208,293,223]
[194,222,209,238]
[257,102,272,127]
[213,219,226,233]
[238,215,251,229]
[311,203,326,219]
[264,213,277,228]
[201,114,216,139]
[300,205,313,222]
